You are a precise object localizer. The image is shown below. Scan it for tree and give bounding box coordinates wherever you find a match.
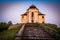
[8,21,12,25]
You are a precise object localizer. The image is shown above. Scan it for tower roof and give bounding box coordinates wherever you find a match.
[28,5,38,10]
[29,5,37,8]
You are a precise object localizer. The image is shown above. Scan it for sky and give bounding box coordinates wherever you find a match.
[0,0,60,27]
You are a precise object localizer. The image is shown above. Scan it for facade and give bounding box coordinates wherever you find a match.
[21,5,45,23]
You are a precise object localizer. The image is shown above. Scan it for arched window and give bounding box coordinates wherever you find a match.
[31,12,34,17]
[31,12,34,23]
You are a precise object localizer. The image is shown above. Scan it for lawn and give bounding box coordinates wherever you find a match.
[43,23,60,35]
[57,28,60,35]
[0,26,21,40]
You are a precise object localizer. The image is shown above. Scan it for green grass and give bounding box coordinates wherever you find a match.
[44,24,57,30]
[0,22,10,32]
[42,24,57,31]
[0,26,21,40]
[42,24,60,35]
[57,28,60,35]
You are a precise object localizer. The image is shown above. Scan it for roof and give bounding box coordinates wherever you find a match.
[28,5,38,10]
[29,5,37,8]
[21,13,45,16]
[21,14,27,16]
[38,12,45,15]
[21,12,27,16]
[21,11,45,16]
[38,14,45,15]
[21,5,45,16]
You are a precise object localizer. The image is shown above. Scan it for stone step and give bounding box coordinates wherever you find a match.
[15,36,55,40]
[15,23,59,40]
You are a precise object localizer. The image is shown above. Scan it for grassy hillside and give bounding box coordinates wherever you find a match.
[0,22,10,32]
[0,26,21,40]
[44,23,60,35]
[0,23,60,40]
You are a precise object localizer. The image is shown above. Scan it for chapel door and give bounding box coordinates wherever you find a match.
[31,12,34,23]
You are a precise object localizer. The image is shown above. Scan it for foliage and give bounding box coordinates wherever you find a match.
[8,21,12,26]
[0,22,10,32]
[0,26,21,40]
[57,28,60,35]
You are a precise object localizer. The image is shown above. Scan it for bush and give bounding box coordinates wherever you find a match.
[0,26,21,40]
[8,21,12,26]
[0,22,10,32]
[57,28,60,35]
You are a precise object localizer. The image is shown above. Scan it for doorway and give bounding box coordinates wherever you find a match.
[31,12,34,23]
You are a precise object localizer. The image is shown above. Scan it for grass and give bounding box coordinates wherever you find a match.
[0,23,59,40]
[0,26,21,40]
[26,23,60,35]
[0,22,10,32]
[43,24,57,31]
[39,23,57,31]
[45,24,57,30]
[42,24,60,35]
[57,28,60,35]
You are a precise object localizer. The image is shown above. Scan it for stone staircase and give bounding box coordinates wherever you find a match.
[15,23,59,40]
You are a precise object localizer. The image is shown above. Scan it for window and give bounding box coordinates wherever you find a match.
[31,12,34,17]
[42,16,44,18]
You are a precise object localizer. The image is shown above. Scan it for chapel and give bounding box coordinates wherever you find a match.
[21,5,45,23]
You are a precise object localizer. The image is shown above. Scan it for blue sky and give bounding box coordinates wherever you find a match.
[0,0,60,27]
[0,0,60,2]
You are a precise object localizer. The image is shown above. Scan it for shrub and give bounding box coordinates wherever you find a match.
[0,22,10,32]
[8,21,12,26]
[0,26,21,40]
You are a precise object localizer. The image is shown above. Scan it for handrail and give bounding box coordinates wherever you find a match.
[15,24,25,40]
